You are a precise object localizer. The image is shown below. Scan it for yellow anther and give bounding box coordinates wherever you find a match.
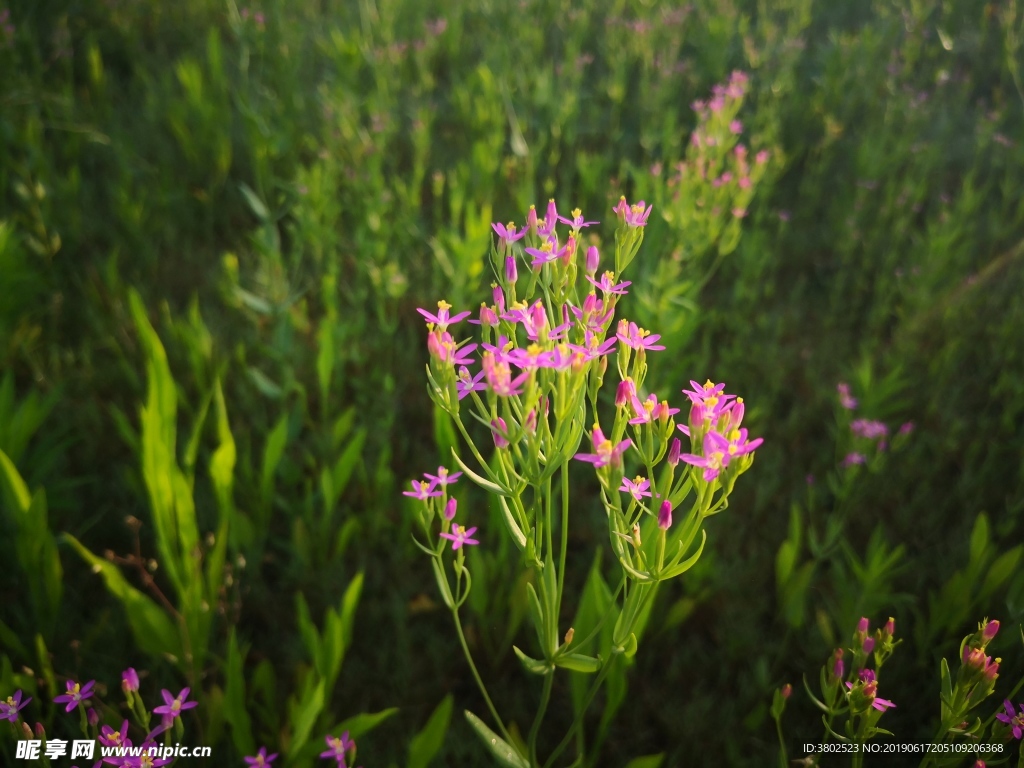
[437,300,452,311]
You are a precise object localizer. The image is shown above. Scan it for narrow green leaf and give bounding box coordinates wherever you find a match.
[339,572,363,657]
[288,679,325,758]
[239,182,270,220]
[332,708,399,740]
[554,653,602,674]
[407,694,453,768]
[463,711,528,768]
[497,496,527,550]
[450,451,509,497]
[64,534,181,662]
[260,412,289,510]
[331,431,366,504]
[0,448,31,512]
[513,645,551,675]
[224,629,255,757]
[526,582,545,649]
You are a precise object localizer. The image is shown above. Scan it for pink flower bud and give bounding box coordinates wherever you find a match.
[444,498,457,521]
[884,617,895,638]
[527,205,538,233]
[545,199,558,229]
[491,418,509,449]
[781,684,792,699]
[616,379,634,408]
[88,708,99,727]
[857,617,870,634]
[505,255,518,283]
[586,246,600,275]
[34,722,45,738]
[493,285,506,315]
[658,500,673,530]
[862,637,875,653]
[983,620,999,641]
[122,668,140,693]
[668,438,681,466]
[525,409,537,434]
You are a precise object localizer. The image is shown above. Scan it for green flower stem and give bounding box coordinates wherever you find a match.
[542,660,615,768]
[774,715,788,768]
[555,461,570,633]
[528,670,555,767]
[451,605,519,754]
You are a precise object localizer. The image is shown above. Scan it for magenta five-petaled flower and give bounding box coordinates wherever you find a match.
[403,479,442,501]
[682,380,733,413]
[153,687,198,720]
[680,432,728,481]
[557,207,598,230]
[613,197,653,227]
[619,476,652,501]
[245,746,278,767]
[491,221,526,244]
[440,524,479,550]
[0,690,31,722]
[320,732,355,762]
[996,700,1024,739]
[456,366,487,399]
[417,300,471,331]
[424,466,462,488]
[616,320,665,351]
[629,394,680,425]
[845,679,896,712]
[99,719,132,749]
[574,425,631,469]
[586,271,631,295]
[54,680,95,713]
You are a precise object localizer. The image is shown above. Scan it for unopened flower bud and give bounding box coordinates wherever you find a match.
[444,498,457,521]
[525,409,537,435]
[492,285,506,315]
[616,379,634,408]
[668,438,681,466]
[526,205,538,234]
[631,523,642,549]
[884,617,895,639]
[781,683,792,699]
[658,500,673,530]
[564,627,574,645]
[863,637,875,654]
[122,667,140,693]
[984,658,1000,681]
[491,418,509,449]
[88,708,99,726]
[505,255,518,283]
[983,619,999,642]
[34,722,45,738]
[857,617,869,634]
[831,649,845,681]
[586,246,600,275]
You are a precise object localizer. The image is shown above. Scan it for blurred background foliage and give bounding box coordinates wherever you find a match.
[1,0,1023,764]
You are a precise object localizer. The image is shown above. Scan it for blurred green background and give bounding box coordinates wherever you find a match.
[1,0,1024,764]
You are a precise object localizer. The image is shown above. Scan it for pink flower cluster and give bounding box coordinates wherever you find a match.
[677,381,763,482]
